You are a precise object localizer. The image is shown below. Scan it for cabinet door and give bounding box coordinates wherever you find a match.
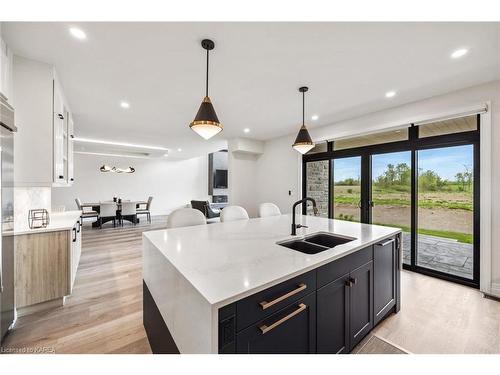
[52,80,65,183]
[349,261,373,351]
[373,238,396,326]
[236,293,316,354]
[67,114,74,184]
[317,273,350,353]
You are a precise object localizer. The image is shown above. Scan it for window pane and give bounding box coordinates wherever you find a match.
[419,115,477,138]
[333,156,361,222]
[334,128,408,151]
[371,151,412,265]
[417,145,474,280]
[305,141,328,155]
[305,160,329,217]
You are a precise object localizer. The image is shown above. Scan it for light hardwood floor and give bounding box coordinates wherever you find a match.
[3,217,500,354]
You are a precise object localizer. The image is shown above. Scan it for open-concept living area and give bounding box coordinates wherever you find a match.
[1,5,500,368]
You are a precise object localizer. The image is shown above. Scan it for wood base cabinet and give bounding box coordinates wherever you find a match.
[14,221,82,316]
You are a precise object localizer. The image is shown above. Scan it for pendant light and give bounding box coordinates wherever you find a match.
[292,86,315,154]
[189,39,223,140]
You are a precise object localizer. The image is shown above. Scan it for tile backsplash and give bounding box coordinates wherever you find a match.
[14,187,51,229]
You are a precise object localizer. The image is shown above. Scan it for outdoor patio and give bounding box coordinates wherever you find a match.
[401,232,473,280]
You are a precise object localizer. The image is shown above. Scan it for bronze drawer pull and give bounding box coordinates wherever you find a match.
[259,303,307,334]
[259,283,307,310]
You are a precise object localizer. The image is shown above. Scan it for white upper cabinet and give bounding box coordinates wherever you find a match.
[13,55,74,187]
[0,32,14,104]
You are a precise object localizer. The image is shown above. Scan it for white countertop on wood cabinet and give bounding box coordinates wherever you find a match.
[12,210,82,236]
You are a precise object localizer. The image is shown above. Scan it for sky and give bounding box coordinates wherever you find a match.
[332,145,473,183]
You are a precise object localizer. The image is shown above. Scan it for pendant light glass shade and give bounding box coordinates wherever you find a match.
[292,87,315,154]
[190,96,223,140]
[190,39,223,140]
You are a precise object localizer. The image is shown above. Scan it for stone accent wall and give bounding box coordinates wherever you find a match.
[306,160,329,217]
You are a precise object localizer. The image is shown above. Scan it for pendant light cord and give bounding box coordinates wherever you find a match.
[302,90,305,126]
[206,49,209,97]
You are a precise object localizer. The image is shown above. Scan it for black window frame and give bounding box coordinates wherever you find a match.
[302,115,480,288]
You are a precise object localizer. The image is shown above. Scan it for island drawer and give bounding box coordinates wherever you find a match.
[317,246,373,288]
[236,270,316,332]
[236,292,316,354]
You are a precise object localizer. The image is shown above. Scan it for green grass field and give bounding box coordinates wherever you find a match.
[332,184,474,244]
[334,184,473,211]
[374,223,473,244]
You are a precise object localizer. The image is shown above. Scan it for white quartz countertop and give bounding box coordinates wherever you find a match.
[12,210,82,236]
[143,214,401,308]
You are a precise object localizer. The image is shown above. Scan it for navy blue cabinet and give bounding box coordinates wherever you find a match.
[218,236,399,354]
[349,261,373,349]
[317,273,350,353]
[236,292,316,354]
[373,238,398,325]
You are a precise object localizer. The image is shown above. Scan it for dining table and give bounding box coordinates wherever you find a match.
[82,200,148,227]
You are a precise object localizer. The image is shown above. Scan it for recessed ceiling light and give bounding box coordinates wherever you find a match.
[177,148,182,152]
[164,153,169,157]
[243,128,250,133]
[385,90,396,98]
[120,101,130,109]
[451,48,468,59]
[69,27,86,40]
[73,137,168,151]
[311,115,319,121]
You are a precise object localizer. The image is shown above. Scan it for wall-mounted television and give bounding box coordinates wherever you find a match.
[214,169,228,188]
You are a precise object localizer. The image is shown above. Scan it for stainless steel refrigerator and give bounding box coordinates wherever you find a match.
[0,93,15,344]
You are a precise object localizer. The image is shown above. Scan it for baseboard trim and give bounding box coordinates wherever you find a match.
[16,298,64,317]
[487,283,500,298]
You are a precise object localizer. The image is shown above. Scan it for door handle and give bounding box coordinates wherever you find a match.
[259,283,307,310]
[345,277,357,287]
[77,221,81,233]
[72,227,77,242]
[376,238,395,247]
[259,303,307,334]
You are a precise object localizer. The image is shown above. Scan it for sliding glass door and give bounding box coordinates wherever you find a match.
[371,151,412,265]
[417,145,475,280]
[303,115,480,288]
[333,156,362,222]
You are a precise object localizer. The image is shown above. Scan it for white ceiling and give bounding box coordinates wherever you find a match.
[3,22,500,159]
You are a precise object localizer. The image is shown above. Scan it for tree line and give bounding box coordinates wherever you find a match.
[336,163,473,192]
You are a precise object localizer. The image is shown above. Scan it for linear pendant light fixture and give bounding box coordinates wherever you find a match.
[189,39,223,140]
[292,86,315,154]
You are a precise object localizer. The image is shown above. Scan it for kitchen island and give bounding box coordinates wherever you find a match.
[142,214,401,354]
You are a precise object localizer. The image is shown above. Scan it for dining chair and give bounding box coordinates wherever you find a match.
[76,198,99,225]
[220,206,249,222]
[166,208,206,229]
[258,203,281,218]
[137,196,153,223]
[120,202,138,226]
[99,202,117,228]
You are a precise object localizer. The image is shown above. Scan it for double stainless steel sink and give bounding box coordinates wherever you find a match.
[278,232,356,254]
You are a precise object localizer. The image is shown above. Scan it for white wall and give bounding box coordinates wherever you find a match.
[52,153,209,216]
[249,80,500,290]
[228,150,260,218]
